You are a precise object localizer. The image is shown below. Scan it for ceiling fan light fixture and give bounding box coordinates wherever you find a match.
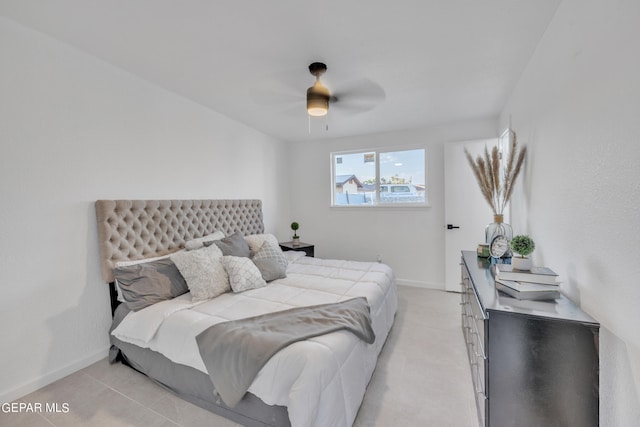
[307,81,330,117]
[307,103,328,117]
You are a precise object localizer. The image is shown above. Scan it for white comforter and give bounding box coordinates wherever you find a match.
[112,255,397,427]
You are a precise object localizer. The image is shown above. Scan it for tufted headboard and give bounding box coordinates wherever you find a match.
[95,199,264,283]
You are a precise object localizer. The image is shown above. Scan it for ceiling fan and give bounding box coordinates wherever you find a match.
[305,62,385,118]
[249,62,385,120]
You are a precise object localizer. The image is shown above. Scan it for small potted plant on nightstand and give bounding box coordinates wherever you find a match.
[291,222,300,246]
[510,235,535,270]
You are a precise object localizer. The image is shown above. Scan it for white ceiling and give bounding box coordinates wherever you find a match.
[1,0,561,142]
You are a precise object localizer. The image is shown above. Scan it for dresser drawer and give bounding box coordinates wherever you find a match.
[467,295,486,396]
[469,295,485,356]
[461,268,486,354]
[461,260,488,426]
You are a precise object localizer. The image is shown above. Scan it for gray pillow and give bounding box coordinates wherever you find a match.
[113,258,189,311]
[252,240,287,281]
[184,231,225,251]
[209,231,251,257]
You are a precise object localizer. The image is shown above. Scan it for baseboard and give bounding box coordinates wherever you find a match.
[396,278,444,290]
[0,346,110,404]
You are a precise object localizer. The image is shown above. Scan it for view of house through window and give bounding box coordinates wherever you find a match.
[332,148,426,206]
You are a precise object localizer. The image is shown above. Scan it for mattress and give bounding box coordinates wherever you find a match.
[111,255,397,427]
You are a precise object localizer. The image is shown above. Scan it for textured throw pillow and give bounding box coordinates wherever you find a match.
[252,240,288,281]
[223,256,267,292]
[244,233,280,255]
[211,231,251,257]
[185,231,225,251]
[170,245,230,301]
[113,258,189,311]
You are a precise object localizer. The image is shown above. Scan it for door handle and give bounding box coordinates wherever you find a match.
[447,224,460,230]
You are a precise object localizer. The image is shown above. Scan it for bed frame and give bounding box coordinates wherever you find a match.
[95,199,290,427]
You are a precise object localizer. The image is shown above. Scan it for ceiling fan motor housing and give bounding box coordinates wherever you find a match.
[308,62,327,77]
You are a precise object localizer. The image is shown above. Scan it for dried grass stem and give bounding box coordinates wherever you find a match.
[464,133,526,215]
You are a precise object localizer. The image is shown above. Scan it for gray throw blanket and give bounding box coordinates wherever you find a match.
[196,297,376,407]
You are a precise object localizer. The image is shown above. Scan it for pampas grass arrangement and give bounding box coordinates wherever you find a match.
[464,132,526,215]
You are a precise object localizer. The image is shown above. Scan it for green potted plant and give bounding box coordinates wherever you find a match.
[290,222,300,246]
[509,235,535,270]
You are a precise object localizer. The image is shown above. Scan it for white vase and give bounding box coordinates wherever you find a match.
[292,237,300,247]
[511,256,532,271]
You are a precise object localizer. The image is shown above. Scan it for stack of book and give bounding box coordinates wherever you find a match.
[494,264,560,301]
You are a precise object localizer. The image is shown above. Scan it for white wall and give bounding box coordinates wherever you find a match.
[289,119,496,288]
[0,17,290,403]
[500,0,640,424]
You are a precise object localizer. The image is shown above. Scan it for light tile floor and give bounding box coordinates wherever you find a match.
[2,287,477,427]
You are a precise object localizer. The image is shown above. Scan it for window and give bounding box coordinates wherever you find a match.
[331,147,426,206]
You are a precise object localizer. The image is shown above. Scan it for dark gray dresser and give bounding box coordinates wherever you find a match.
[460,251,599,427]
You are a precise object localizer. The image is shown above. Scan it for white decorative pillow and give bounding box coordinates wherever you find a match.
[222,256,267,292]
[252,240,288,281]
[185,231,225,251]
[244,233,280,255]
[170,245,229,301]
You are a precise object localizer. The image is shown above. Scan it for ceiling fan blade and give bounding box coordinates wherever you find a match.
[331,100,379,114]
[330,78,385,114]
[332,78,386,101]
[249,67,308,107]
[249,86,303,106]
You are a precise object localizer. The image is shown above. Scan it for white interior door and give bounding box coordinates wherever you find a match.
[444,139,497,292]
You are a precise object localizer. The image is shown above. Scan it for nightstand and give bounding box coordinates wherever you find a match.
[279,241,314,257]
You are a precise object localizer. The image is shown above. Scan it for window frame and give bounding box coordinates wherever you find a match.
[330,145,429,208]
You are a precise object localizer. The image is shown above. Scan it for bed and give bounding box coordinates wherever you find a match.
[96,199,397,427]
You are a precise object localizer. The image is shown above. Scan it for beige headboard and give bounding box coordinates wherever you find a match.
[95,199,264,283]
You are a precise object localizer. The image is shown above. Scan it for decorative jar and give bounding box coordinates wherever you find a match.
[485,214,513,247]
